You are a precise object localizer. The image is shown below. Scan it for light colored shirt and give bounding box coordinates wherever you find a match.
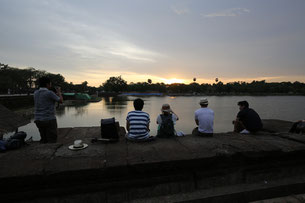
[126,110,150,140]
[195,107,214,133]
[34,88,60,121]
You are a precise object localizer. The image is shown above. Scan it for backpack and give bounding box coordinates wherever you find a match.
[5,131,27,150]
[101,118,119,141]
[157,114,175,138]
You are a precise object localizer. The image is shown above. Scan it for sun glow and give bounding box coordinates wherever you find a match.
[162,78,185,84]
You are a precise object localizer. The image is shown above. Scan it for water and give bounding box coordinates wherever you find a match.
[8,96,305,141]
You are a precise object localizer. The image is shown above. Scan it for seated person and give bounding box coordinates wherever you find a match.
[156,104,179,137]
[289,120,305,134]
[192,98,214,137]
[126,98,152,141]
[234,101,263,134]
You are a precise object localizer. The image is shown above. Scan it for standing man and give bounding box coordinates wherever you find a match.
[234,101,262,134]
[34,76,63,143]
[193,98,214,137]
[126,98,152,141]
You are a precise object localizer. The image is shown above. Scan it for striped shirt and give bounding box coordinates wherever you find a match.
[126,110,150,140]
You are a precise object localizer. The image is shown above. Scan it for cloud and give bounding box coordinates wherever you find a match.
[108,41,160,63]
[171,6,189,15]
[37,7,161,63]
[0,0,162,68]
[202,8,250,18]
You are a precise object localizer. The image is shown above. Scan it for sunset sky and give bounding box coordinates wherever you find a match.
[1,0,305,86]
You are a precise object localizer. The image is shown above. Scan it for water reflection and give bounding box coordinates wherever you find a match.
[73,105,88,117]
[104,97,128,113]
[57,102,89,117]
[56,106,65,116]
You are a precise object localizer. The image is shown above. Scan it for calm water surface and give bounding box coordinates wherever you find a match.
[11,96,305,140]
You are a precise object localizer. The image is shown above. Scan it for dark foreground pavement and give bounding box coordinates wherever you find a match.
[1,119,305,203]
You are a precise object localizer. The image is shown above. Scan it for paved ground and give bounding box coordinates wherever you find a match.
[0,120,298,178]
[1,119,305,202]
[251,194,305,203]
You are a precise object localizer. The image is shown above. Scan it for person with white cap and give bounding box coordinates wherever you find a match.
[156,104,179,137]
[192,98,214,137]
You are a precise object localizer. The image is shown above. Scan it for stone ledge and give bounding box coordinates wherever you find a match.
[2,119,305,202]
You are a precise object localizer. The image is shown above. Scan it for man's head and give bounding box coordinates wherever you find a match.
[238,100,249,111]
[133,98,144,111]
[199,98,208,107]
[38,76,51,89]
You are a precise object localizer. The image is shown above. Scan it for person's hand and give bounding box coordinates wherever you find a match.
[56,86,61,93]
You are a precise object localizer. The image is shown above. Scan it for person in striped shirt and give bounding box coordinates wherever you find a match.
[126,98,151,141]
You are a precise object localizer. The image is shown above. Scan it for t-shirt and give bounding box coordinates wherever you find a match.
[126,110,150,140]
[156,114,178,126]
[195,107,214,133]
[34,88,60,121]
[237,108,263,132]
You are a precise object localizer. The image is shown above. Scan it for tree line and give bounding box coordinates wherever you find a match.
[102,77,305,95]
[0,63,97,94]
[1,63,305,95]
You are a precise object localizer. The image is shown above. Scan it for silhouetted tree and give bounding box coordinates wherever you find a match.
[103,76,127,93]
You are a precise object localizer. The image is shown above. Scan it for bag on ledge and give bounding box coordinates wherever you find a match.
[101,118,119,141]
[5,131,27,150]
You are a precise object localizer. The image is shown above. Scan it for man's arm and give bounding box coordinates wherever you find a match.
[56,87,63,103]
[195,111,199,125]
[126,120,130,132]
[233,117,239,125]
[147,123,150,131]
[147,115,150,131]
[156,115,161,124]
[171,111,179,121]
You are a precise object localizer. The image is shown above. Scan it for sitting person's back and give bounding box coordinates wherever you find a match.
[234,101,263,133]
[156,104,179,138]
[193,98,214,137]
[126,98,151,141]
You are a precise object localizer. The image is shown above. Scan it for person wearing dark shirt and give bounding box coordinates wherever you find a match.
[233,101,263,134]
[289,120,305,134]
